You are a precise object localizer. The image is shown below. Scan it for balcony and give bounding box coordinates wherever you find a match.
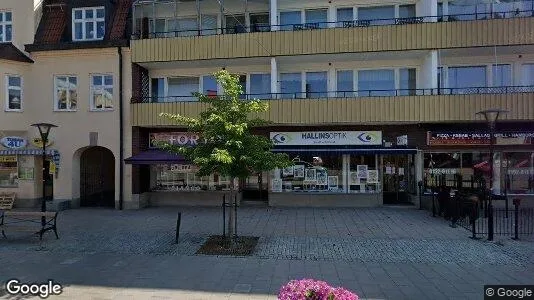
[130,86,534,126]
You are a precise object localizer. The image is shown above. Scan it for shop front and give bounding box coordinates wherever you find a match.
[422,131,534,206]
[268,131,418,207]
[0,133,60,207]
[126,131,240,206]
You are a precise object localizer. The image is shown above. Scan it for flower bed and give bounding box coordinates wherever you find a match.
[278,279,359,300]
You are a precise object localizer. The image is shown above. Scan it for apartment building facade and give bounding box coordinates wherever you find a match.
[0,0,134,210]
[125,0,534,208]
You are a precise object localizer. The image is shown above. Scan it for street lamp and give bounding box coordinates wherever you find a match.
[475,109,508,241]
[31,123,57,225]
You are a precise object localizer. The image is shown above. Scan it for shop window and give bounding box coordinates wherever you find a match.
[349,155,379,193]
[271,154,344,193]
[152,164,232,191]
[0,156,18,187]
[502,152,534,194]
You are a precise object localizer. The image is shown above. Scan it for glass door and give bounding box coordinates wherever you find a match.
[383,155,413,204]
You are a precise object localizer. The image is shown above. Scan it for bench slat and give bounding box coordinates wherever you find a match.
[4,211,56,217]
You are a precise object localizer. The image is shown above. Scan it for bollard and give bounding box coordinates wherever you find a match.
[222,195,226,238]
[175,212,181,244]
[512,199,520,240]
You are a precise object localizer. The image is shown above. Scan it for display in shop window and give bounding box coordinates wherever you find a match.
[282,166,294,176]
[316,171,327,185]
[328,176,338,191]
[0,156,18,187]
[293,165,305,178]
[357,165,368,178]
[271,179,282,192]
[304,168,317,181]
[349,172,360,185]
[367,170,379,184]
[18,167,34,180]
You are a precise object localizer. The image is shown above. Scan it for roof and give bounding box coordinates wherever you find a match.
[0,43,34,63]
[26,0,132,52]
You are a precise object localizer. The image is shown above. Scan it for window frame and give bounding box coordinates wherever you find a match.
[90,74,114,111]
[72,6,105,41]
[54,75,78,112]
[5,74,23,112]
[0,10,13,43]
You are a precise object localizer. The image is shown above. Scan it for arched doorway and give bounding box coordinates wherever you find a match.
[80,146,115,207]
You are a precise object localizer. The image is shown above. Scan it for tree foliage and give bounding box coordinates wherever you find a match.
[156,70,292,182]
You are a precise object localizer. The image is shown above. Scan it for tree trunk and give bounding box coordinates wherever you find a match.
[227,177,236,241]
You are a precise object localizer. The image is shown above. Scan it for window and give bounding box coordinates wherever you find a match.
[225,15,246,33]
[149,18,166,38]
[503,152,534,194]
[447,1,488,21]
[201,15,217,35]
[305,9,327,28]
[55,76,78,110]
[167,77,199,102]
[280,73,302,98]
[202,75,217,96]
[250,13,270,32]
[0,156,18,188]
[0,11,12,42]
[358,6,395,25]
[250,74,271,99]
[168,17,198,37]
[337,8,354,26]
[358,69,395,96]
[305,71,328,98]
[448,66,487,94]
[5,75,22,111]
[399,68,417,95]
[337,70,354,97]
[399,4,416,18]
[280,11,301,31]
[151,78,165,102]
[349,155,379,193]
[73,7,105,41]
[492,64,511,87]
[522,64,534,86]
[91,74,113,110]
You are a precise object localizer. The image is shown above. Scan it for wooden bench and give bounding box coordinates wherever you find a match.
[0,192,16,210]
[0,211,59,240]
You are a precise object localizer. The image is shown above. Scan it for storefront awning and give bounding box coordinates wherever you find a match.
[272,148,418,155]
[124,150,188,165]
[0,149,57,156]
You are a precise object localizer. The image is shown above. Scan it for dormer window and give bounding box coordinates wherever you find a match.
[0,11,13,42]
[72,7,105,41]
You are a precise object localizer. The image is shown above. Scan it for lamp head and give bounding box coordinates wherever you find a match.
[31,123,57,140]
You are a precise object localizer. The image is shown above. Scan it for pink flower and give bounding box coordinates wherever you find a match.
[278,279,359,300]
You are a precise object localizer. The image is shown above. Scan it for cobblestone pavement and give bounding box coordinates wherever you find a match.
[1,206,533,300]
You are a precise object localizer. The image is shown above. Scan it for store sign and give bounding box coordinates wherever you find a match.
[49,161,56,174]
[270,131,382,146]
[428,168,459,175]
[0,156,17,163]
[31,137,53,148]
[0,136,27,149]
[396,135,408,146]
[149,132,200,148]
[427,132,534,146]
[170,164,197,172]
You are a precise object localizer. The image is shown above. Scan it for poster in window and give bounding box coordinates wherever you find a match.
[317,171,327,185]
[328,176,338,189]
[349,172,360,185]
[367,170,379,183]
[293,165,305,178]
[282,166,294,176]
[386,166,392,174]
[398,167,405,175]
[305,168,317,181]
[357,165,368,178]
[273,168,281,179]
[271,179,282,192]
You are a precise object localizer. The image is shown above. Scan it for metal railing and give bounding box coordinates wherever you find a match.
[131,85,534,103]
[131,8,534,39]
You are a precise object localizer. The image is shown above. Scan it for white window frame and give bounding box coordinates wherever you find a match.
[5,75,22,112]
[0,10,13,42]
[90,74,114,111]
[72,6,105,41]
[54,75,78,111]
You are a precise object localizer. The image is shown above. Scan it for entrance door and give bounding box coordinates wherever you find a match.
[80,147,115,207]
[241,172,268,202]
[383,155,413,205]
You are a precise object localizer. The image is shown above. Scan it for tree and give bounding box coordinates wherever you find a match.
[157,70,292,240]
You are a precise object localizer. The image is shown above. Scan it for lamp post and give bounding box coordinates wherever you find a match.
[31,123,57,226]
[475,109,508,241]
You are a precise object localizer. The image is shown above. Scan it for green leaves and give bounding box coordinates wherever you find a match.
[158,69,293,181]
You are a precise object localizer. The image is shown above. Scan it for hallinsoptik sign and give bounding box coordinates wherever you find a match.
[270,131,382,146]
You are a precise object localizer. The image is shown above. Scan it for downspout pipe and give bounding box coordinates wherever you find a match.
[118,46,124,210]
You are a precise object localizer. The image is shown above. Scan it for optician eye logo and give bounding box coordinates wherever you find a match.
[357,132,379,143]
[272,133,292,144]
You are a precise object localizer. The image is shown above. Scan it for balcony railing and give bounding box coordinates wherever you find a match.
[131,85,534,103]
[131,9,534,39]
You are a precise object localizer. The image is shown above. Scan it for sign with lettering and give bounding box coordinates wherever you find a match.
[0,156,17,163]
[427,168,460,175]
[31,137,53,148]
[396,135,408,146]
[149,132,200,148]
[270,131,382,146]
[427,132,534,146]
[0,136,27,149]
